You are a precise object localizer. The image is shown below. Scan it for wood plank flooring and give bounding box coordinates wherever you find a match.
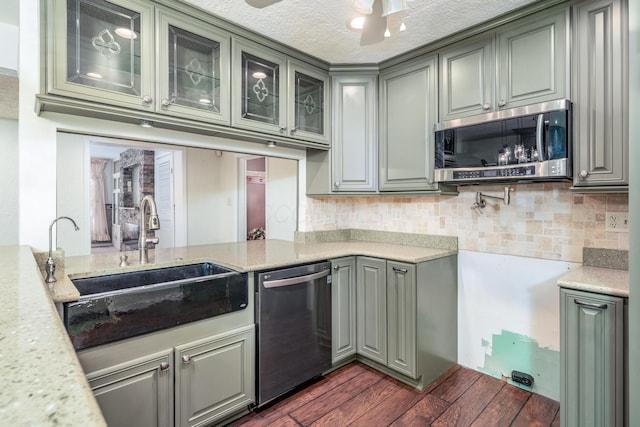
[227,361,560,427]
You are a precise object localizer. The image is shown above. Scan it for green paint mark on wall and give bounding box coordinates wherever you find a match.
[480,330,559,400]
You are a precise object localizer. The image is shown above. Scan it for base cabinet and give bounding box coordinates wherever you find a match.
[560,288,626,427]
[83,325,254,427]
[331,257,357,364]
[348,255,457,388]
[88,350,173,427]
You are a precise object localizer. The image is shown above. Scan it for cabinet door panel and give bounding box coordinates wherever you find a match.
[175,327,254,427]
[387,262,417,378]
[331,257,357,364]
[356,257,387,364]
[496,9,567,109]
[157,8,230,124]
[289,62,329,144]
[573,0,628,188]
[379,56,437,191]
[439,36,493,120]
[51,0,155,110]
[87,350,173,427]
[331,75,377,192]
[561,289,624,427]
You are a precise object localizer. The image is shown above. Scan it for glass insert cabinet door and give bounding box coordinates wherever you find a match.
[241,52,282,126]
[57,0,154,108]
[292,70,326,138]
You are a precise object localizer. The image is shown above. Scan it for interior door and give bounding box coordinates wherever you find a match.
[155,152,174,248]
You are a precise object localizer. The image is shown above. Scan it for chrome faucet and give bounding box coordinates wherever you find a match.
[138,195,160,264]
[45,216,80,283]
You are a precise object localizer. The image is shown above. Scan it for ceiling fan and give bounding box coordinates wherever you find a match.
[244,0,412,46]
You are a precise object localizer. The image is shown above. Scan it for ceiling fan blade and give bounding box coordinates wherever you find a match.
[245,0,282,8]
[360,0,387,46]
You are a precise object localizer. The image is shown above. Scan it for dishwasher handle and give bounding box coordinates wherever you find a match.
[263,269,331,289]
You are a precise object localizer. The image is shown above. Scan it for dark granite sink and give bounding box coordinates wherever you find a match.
[64,263,248,350]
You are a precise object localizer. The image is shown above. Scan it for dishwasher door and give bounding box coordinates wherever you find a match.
[256,261,332,405]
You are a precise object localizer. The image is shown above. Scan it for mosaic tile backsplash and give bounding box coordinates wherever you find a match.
[301,182,628,263]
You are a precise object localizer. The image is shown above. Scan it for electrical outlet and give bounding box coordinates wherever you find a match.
[391,208,402,220]
[606,212,629,231]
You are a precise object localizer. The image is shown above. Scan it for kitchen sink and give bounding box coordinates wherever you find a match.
[64,263,248,350]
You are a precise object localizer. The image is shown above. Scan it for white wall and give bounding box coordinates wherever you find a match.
[458,250,577,400]
[0,118,18,245]
[0,22,18,70]
[266,157,297,241]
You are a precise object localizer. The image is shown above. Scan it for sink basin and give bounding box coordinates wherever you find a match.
[64,263,248,350]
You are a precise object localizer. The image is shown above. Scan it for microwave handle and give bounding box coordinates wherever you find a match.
[536,113,545,161]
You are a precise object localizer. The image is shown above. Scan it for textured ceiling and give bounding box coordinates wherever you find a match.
[184,0,542,64]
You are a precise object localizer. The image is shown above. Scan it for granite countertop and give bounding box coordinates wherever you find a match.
[557,265,629,297]
[0,246,106,427]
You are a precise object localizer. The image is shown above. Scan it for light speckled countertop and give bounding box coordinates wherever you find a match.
[557,265,629,297]
[0,246,106,427]
[1,237,455,425]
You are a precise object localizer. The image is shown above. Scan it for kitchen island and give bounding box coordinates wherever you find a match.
[1,233,457,425]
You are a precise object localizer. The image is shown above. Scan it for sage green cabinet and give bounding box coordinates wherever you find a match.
[439,8,567,121]
[379,55,439,192]
[331,257,357,364]
[49,0,155,110]
[386,261,417,378]
[232,39,329,144]
[330,73,378,192]
[48,0,231,124]
[356,256,387,364]
[572,0,628,190]
[80,323,254,427]
[156,8,230,125]
[560,288,626,427]
[174,327,255,427]
[87,350,173,427]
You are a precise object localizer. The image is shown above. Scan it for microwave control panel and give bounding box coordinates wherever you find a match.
[452,165,536,180]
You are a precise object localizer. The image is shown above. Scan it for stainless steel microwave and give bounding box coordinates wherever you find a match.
[434,100,572,184]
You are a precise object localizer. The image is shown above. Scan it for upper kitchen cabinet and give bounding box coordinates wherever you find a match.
[231,39,329,145]
[439,7,568,121]
[155,8,230,125]
[572,0,628,191]
[47,0,231,124]
[379,55,439,192]
[48,0,155,111]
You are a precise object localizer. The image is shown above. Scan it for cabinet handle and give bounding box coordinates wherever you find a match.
[574,299,608,310]
[160,362,170,372]
[393,267,408,274]
[142,95,153,105]
[579,170,589,179]
[182,354,192,364]
[482,103,491,110]
[498,99,507,107]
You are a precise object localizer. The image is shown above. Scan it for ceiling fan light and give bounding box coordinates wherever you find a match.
[400,22,407,32]
[384,27,391,38]
[252,71,267,79]
[348,16,366,31]
[381,0,408,17]
[350,0,374,14]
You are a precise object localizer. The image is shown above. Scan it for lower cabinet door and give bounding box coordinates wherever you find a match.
[87,350,173,427]
[356,257,387,365]
[561,289,625,427]
[175,326,255,427]
[387,261,417,378]
[331,257,357,364]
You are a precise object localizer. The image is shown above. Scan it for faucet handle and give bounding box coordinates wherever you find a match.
[119,254,129,267]
[146,237,159,245]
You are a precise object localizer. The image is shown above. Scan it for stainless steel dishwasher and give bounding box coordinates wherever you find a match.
[255,261,332,406]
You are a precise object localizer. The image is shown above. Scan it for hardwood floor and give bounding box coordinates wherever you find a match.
[227,361,560,427]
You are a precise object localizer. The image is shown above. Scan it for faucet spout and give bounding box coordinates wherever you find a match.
[45,216,80,283]
[139,195,160,264]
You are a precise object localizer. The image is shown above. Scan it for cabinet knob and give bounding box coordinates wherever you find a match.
[160,362,170,372]
[182,354,192,364]
[279,126,287,133]
[334,181,340,188]
[579,170,589,179]
[161,98,173,107]
[142,95,153,105]
[333,265,340,271]
[482,103,491,110]
[290,127,297,134]
[498,99,507,107]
